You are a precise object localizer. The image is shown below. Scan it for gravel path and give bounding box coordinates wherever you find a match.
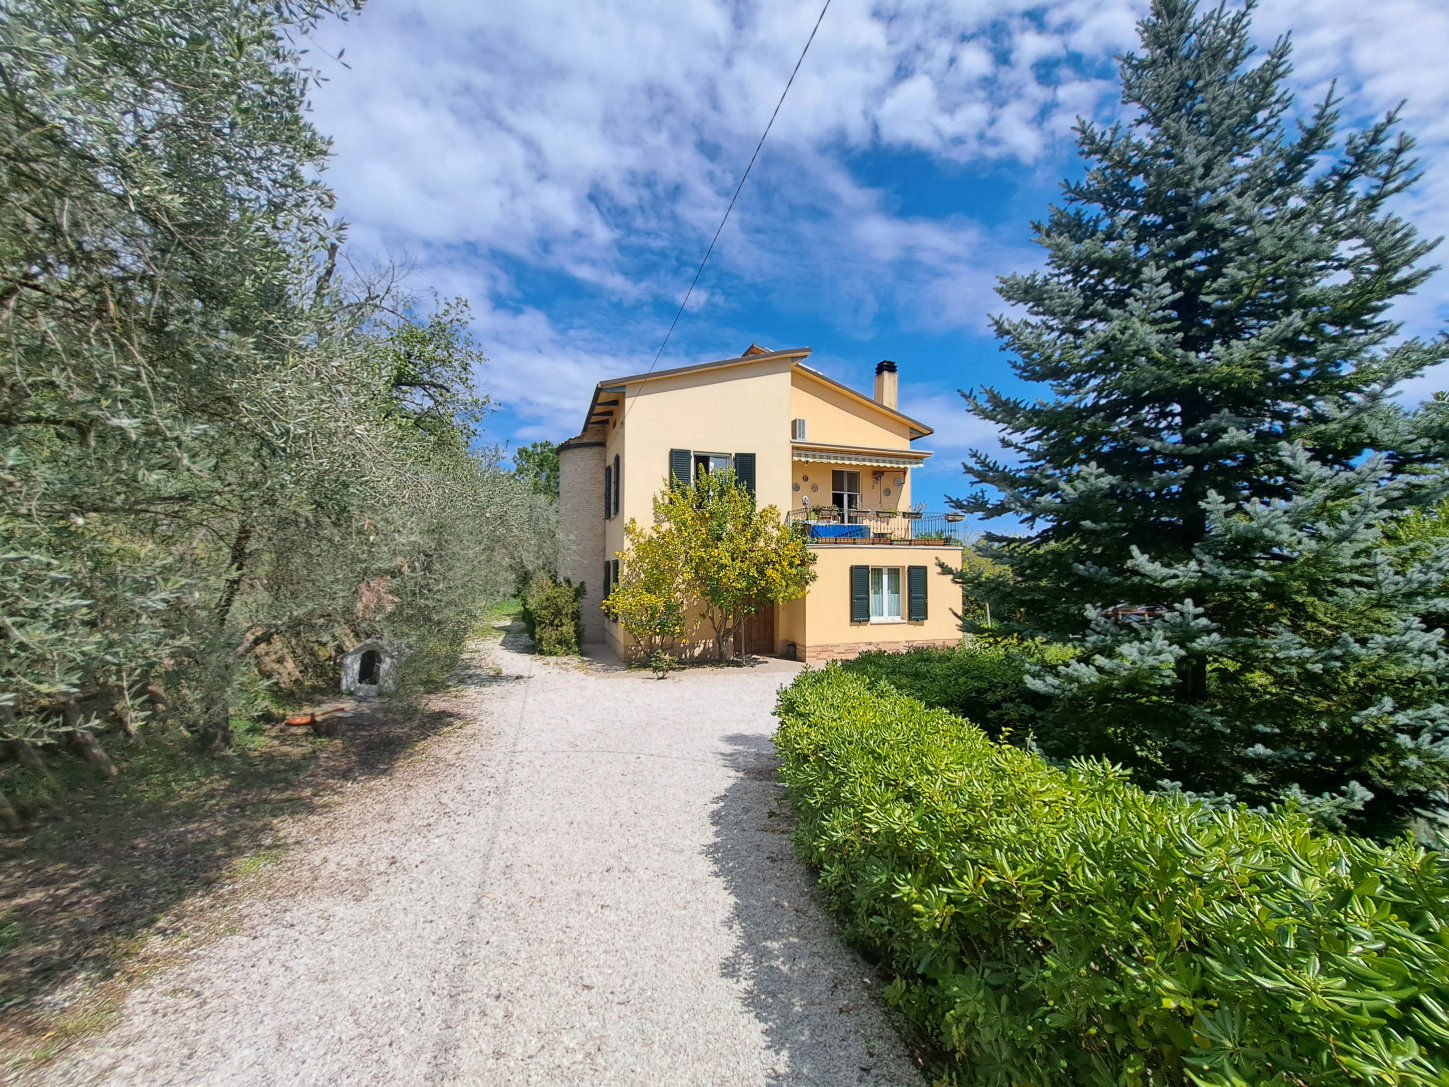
[58,629,923,1086]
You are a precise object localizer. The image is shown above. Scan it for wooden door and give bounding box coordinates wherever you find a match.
[739,606,776,656]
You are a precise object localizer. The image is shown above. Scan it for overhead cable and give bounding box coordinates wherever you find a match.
[623,0,833,422]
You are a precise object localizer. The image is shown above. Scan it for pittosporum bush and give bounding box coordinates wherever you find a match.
[839,639,1072,739]
[774,667,1449,1087]
[521,574,583,656]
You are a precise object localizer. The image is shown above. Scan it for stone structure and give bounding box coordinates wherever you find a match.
[557,438,607,645]
[341,638,404,698]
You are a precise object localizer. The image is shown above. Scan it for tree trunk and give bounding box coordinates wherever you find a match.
[0,789,20,832]
[114,698,141,744]
[200,698,232,752]
[215,522,253,625]
[1176,655,1209,702]
[66,729,117,777]
[198,678,233,752]
[313,240,339,304]
[9,739,46,775]
[61,701,117,777]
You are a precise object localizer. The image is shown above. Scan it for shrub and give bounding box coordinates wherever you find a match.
[774,668,1449,1087]
[839,640,1070,738]
[521,574,582,656]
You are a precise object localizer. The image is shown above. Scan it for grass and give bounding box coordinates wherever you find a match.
[0,695,469,1076]
[481,595,523,626]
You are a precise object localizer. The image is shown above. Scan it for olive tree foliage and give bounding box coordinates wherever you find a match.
[0,0,554,767]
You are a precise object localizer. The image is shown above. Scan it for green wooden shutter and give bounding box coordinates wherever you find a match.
[603,465,612,520]
[602,562,610,600]
[612,454,621,516]
[733,452,756,500]
[908,565,928,621]
[850,565,870,623]
[669,448,692,488]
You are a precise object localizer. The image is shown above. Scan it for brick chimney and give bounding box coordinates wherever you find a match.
[874,360,898,410]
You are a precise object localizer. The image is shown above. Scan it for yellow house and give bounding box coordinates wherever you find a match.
[557,344,964,663]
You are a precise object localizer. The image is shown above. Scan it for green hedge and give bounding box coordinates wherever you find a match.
[520,574,582,656]
[774,668,1449,1087]
[839,639,1072,737]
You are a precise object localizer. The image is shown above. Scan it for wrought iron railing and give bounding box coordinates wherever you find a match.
[785,509,967,546]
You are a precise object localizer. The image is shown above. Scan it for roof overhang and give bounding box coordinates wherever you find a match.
[573,348,810,436]
[564,344,936,444]
[790,366,934,440]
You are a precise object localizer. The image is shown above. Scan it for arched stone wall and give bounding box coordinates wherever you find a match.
[341,638,404,697]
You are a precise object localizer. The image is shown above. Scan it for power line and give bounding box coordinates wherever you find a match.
[623,0,832,422]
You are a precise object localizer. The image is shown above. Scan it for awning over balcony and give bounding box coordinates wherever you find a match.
[791,441,931,469]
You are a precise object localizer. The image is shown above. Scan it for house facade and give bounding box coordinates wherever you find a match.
[556,344,964,664]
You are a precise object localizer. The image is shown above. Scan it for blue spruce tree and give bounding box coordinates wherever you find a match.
[959,0,1449,837]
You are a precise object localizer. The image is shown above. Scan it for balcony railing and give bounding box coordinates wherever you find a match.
[786,508,967,546]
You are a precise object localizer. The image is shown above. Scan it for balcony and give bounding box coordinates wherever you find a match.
[786,509,966,546]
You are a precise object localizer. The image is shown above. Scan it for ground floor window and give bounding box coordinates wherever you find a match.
[869,567,902,621]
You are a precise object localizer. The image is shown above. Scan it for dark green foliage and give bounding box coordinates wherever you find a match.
[839,641,1071,739]
[375,301,493,449]
[1392,492,1449,633]
[956,0,1449,836]
[521,575,583,656]
[775,668,1449,1087]
[956,540,1009,628]
[513,440,561,498]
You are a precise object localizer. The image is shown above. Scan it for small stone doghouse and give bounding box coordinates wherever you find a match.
[340,639,404,698]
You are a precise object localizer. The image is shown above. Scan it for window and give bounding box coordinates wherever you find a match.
[612,454,621,516]
[693,453,733,480]
[869,567,902,621]
[851,563,926,624]
[670,449,754,498]
[603,559,620,621]
[833,470,861,519]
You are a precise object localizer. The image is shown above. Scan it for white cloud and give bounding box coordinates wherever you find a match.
[307,0,1139,290]
[305,0,1449,441]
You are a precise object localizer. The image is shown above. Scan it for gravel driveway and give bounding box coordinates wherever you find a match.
[57,628,923,1086]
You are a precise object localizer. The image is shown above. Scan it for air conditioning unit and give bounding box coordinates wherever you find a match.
[791,417,807,441]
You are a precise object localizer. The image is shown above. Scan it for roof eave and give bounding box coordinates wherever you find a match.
[790,365,934,440]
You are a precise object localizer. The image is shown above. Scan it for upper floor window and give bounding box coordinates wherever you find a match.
[694,453,733,480]
[670,448,755,500]
[832,470,861,517]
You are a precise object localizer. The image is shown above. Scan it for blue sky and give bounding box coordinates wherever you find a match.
[305,0,1449,522]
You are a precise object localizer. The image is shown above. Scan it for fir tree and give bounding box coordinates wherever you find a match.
[958,0,1449,836]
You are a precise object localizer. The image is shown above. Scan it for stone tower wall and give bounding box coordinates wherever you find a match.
[557,442,606,644]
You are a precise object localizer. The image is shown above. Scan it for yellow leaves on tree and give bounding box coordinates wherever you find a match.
[602,469,816,660]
